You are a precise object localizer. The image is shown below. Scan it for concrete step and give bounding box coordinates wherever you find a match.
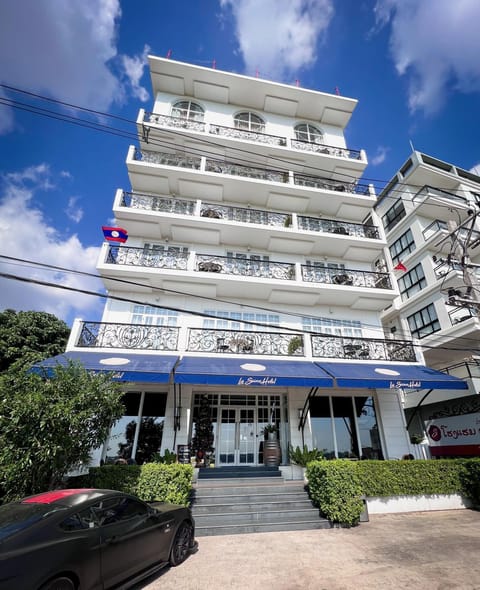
[198,467,281,479]
[193,492,309,505]
[194,507,321,526]
[193,499,314,514]
[194,480,306,493]
[195,519,331,536]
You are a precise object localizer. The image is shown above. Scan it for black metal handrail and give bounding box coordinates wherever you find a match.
[301,266,392,289]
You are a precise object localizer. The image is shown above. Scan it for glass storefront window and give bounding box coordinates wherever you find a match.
[310,396,335,459]
[355,397,383,460]
[332,397,358,459]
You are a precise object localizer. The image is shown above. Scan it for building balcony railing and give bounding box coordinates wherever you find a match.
[77,322,179,350]
[75,322,416,361]
[448,307,478,326]
[301,265,392,289]
[133,149,371,196]
[414,185,469,207]
[311,334,415,361]
[119,190,381,239]
[209,123,287,147]
[142,111,364,161]
[104,245,391,289]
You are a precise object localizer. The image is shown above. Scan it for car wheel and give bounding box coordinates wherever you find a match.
[169,521,194,567]
[39,576,76,590]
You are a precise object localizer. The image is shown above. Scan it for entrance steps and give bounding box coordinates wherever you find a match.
[191,466,330,536]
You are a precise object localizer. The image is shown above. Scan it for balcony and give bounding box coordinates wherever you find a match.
[99,245,395,308]
[141,111,365,166]
[413,185,471,220]
[77,322,179,350]
[128,148,374,220]
[75,321,416,362]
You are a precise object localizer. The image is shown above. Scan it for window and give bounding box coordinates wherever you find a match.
[407,304,440,339]
[202,310,279,330]
[234,112,265,132]
[171,100,204,121]
[302,316,362,338]
[382,200,406,232]
[294,123,323,144]
[398,264,426,301]
[390,229,415,264]
[132,304,178,326]
[98,497,149,526]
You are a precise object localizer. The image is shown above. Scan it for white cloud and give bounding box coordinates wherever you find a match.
[220,0,334,81]
[121,45,151,102]
[65,196,84,223]
[371,146,389,166]
[0,165,102,323]
[0,0,149,133]
[374,0,480,114]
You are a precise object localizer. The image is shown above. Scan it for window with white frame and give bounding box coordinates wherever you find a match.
[294,123,323,144]
[202,310,279,330]
[234,112,265,132]
[132,305,178,326]
[171,100,204,121]
[389,229,415,264]
[398,263,426,301]
[407,303,440,339]
[302,316,362,338]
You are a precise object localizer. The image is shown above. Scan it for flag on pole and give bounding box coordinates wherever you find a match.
[102,226,128,243]
[394,261,407,272]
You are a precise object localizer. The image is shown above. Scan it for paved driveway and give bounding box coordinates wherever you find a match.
[138,510,480,590]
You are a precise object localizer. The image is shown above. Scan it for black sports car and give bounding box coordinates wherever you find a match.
[0,488,197,590]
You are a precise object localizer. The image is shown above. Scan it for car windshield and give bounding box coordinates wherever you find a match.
[0,503,67,541]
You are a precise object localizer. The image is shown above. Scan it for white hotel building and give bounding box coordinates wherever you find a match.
[41,57,466,468]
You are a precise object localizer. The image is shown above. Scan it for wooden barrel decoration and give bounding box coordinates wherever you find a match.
[263,440,281,466]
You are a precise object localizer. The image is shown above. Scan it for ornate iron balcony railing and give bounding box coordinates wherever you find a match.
[301,266,392,289]
[106,246,188,270]
[209,124,286,147]
[134,149,202,170]
[205,157,289,183]
[121,191,196,215]
[290,139,362,160]
[195,254,294,280]
[75,322,416,361]
[187,329,303,356]
[293,173,368,195]
[77,322,179,350]
[144,111,206,133]
[311,335,416,361]
[298,215,380,239]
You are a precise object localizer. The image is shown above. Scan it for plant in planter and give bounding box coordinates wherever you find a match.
[409,433,425,445]
[261,423,278,440]
[288,336,303,355]
[190,395,215,467]
[288,444,324,467]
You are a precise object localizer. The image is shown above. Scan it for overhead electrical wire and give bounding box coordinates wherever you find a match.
[2,83,480,204]
[2,255,480,352]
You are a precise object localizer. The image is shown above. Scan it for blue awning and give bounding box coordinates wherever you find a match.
[318,362,468,390]
[174,357,334,387]
[32,351,179,383]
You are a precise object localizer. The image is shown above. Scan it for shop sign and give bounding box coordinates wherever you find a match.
[425,412,480,456]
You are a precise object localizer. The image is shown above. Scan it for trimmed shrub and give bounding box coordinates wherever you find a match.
[459,459,480,507]
[307,460,364,527]
[75,463,193,507]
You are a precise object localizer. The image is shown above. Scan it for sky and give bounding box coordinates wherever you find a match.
[1,0,480,327]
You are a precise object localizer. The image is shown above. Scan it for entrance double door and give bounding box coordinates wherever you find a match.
[217,407,257,466]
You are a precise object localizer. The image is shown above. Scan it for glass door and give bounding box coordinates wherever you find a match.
[217,407,256,466]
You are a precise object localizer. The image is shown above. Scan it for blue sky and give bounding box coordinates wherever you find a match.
[1,0,480,326]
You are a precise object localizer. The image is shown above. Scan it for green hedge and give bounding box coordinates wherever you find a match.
[70,463,194,507]
[306,459,480,526]
[307,460,364,527]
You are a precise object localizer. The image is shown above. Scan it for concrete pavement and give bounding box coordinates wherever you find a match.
[139,509,480,590]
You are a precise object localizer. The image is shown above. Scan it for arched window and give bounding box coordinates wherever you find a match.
[171,100,204,122]
[234,112,265,133]
[294,123,323,144]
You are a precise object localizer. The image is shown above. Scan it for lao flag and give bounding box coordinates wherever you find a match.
[394,261,407,272]
[102,226,128,243]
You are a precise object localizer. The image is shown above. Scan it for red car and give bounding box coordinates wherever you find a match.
[0,488,196,590]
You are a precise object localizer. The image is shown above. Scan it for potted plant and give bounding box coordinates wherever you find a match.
[261,423,278,440]
[288,336,303,355]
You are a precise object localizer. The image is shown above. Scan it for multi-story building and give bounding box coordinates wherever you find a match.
[41,58,466,469]
[375,151,480,457]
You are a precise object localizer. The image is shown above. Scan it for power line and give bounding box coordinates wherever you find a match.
[2,83,480,205]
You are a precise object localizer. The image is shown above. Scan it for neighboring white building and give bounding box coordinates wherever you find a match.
[41,58,466,467]
[375,151,480,458]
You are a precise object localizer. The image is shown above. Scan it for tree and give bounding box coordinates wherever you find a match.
[0,361,124,501]
[124,417,164,464]
[190,395,214,464]
[0,309,70,374]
